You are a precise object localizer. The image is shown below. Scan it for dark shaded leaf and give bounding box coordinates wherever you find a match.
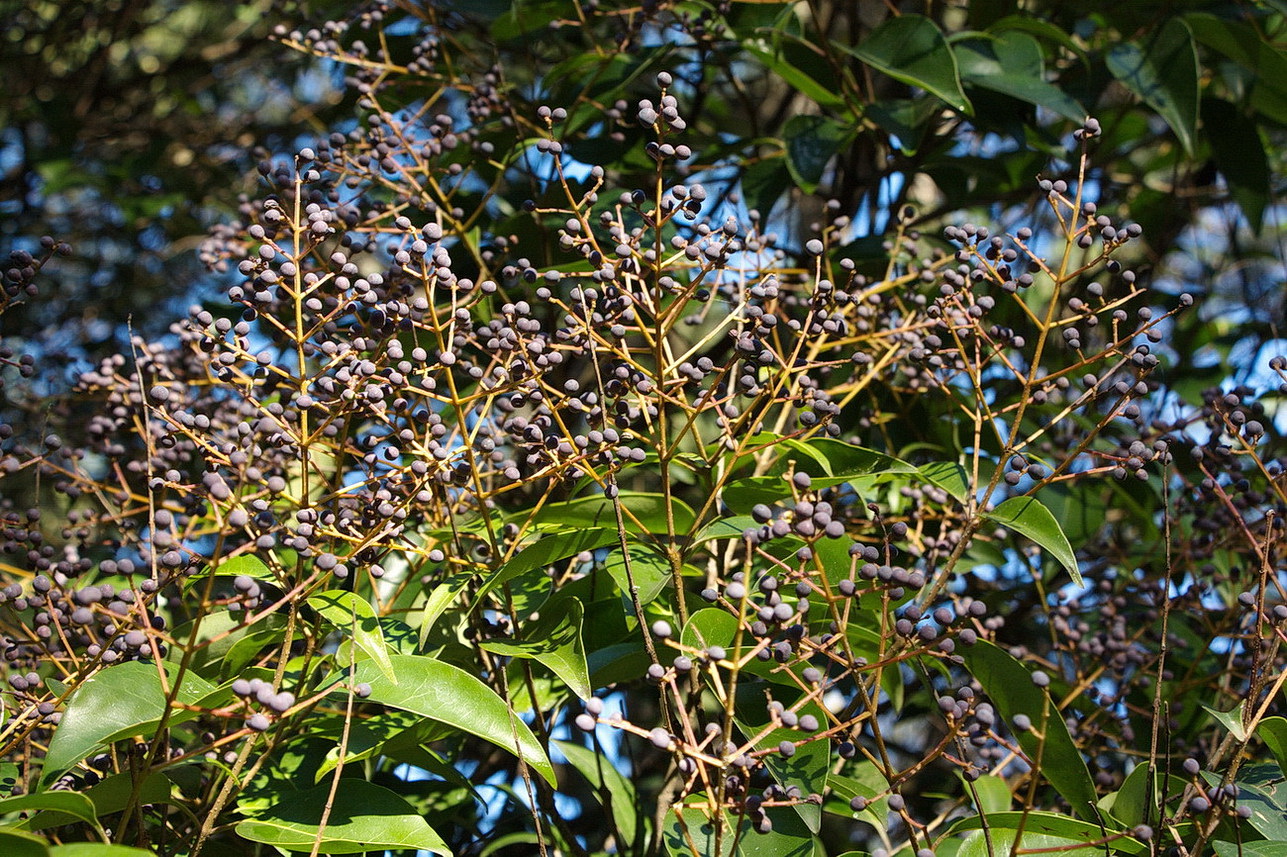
[1106,19,1198,154]
[842,15,971,112]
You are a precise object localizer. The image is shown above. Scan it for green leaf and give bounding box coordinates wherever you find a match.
[947,811,1146,856]
[1201,701,1248,741]
[49,847,154,857]
[475,528,620,606]
[0,828,50,857]
[28,772,171,830]
[783,115,850,194]
[1213,842,1287,857]
[1105,19,1198,154]
[842,15,971,112]
[234,779,451,854]
[527,492,695,536]
[350,654,556,786]
[42,663,215,787]
[1234,778,1287,841]
[1202,97,1270,232]
[964,773,1011,814]
[0,793,98,831]
[746,705,829,833]
[308,590,397,684]
[1186,13,1287,126]
[960,642,1098,820]
[681,608,740,654]
[185,552,275,587]
[604,544,670,605]
[918,461,971,503]
[745,46,845,109]
[483,597,592,699]
[1257,716,1287,774]
[956,32,1085,121]
[662,795,816,857]
[740,157,793,220]
[555,740,641,846]
[828,767,890,832]
[984,495,1081,586]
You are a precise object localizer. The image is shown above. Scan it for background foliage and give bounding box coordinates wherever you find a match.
[1,1,1286,855]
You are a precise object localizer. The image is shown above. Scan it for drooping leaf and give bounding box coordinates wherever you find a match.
[960,642,1098,820]
[484,597,592,699]
[308,590,397,684]
[1257,716,1287,775]
[556,740,641,846]
[956,32,1085,121]
[1202,97,1270,232]
[1185,12,1287,126]
[234,779,451,855]
[349,654,556,785]
[783,115,851,194]
[0,793,99,831]
[1105,18,1199,154]
[842,15,971,112]
[42,663,216,786]
[745,46,846,109]
[984,495,1081,586]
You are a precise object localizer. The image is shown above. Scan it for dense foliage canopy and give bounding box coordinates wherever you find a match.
[1,1,1286,855]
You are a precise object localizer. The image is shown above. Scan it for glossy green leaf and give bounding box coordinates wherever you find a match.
[49,846,154,857]
[662,796,815,857]
[235,779,451,854]
[918,461,971,503]
[309,590,396,683]
[1234,778,1287,841]
[842,15,971,112]
[747,705,829,833]
[604,544,670,605]
[1213,842,1287,857]
[528,492,695,536]
[185,552,274,587]
[475,528,619,606]
[960,642,1098,820]
[1203,97,1270,232]
[984,495,1081,586]
[783,115,850,194]
[42,663,215,787]
[947,810,1145,855]
[1257,716,1287,774]
[826,764,889,832]
[0,828,50,857]
[483,596,591,699]
[43,772,170,830]
[0,793,98,831]
[556,740,640,846]
[956,32,1084,121]
[1201,701,1248,741]
[1105,19,1198,154]
[350,654,556,785]
[681,608,740,654]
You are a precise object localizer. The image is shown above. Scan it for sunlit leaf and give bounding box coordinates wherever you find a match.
[349,655,556,786]
[985,495,1081,586]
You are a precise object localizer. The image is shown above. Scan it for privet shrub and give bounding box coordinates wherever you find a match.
[0,4,1283,857]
